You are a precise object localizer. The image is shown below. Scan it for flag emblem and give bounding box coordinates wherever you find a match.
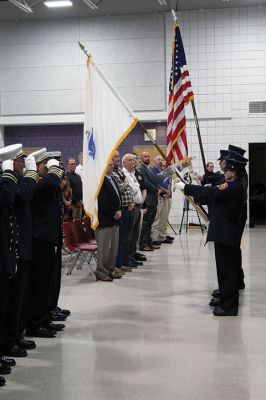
[87,127,96,160]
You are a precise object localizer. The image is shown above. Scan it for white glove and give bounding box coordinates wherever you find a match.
[175,181,185,190]
[46,159,59,169]
[25,155,37,171]
[2,159,14,172]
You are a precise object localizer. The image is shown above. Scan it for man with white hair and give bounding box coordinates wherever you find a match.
[122,154,143,267]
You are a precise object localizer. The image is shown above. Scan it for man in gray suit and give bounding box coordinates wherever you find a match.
[138,152,162,251]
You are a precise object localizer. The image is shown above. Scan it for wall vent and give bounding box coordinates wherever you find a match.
[249,101,266,114]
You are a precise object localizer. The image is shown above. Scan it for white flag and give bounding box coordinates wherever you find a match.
[83,56,138,229]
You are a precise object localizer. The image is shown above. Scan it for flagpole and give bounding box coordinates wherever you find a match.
[78,42,209,223]
[171,10,207,174]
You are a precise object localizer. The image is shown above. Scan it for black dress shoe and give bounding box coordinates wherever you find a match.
[166,236,175,241]
[209,297,220,307]
[0,357,16,367]
[161,238,173,244]
[152,241,161,246]
[17,338,36,350]
[3,345,27,358]
[26,327,57,338]
[213,306,238,316]
[55,306,71,317]
[47,323,65,332]
[0,377,6,387]
[131,258,143,266]
[134,253,147,262]
[212,289,220,298]
[0,364,11,375]
[51,311,67,322]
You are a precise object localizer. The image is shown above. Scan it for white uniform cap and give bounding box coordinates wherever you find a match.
[0,144,24,162]
[30,148,47,163]
[46,151,61,159]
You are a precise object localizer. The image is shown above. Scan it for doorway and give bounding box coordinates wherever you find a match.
[249,143,266,227]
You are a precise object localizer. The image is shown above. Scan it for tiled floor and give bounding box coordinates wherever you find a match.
[2,227,266,400]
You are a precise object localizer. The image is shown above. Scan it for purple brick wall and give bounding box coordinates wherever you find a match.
[4,122,167,163]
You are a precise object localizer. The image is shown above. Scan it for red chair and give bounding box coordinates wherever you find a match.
[73,219,97,246]
[63,222,97,277]
[82,216,97,245]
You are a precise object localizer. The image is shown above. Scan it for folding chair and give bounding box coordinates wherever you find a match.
[73,219,97,246]
[63,222,97,278]
[82,216,97,245]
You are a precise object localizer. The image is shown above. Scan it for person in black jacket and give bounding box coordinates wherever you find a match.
[138,152,163,251]
[2,153,39,358]
[95,161,122,281]
[66,158,83,220]
[27,155,65,338]
[176,156,248,316]
[0,151,19,387]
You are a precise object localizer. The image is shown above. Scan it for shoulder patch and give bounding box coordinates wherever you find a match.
[217,182,229,191]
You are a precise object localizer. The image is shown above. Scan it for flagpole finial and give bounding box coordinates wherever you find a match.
[171,9,177,23]
[78,41,90,57]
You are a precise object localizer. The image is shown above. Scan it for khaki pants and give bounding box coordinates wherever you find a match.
[95,225,119,276]
[151,197,172,241]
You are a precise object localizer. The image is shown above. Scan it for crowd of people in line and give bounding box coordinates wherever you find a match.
[0,141,248,387]
[0,145,176,387]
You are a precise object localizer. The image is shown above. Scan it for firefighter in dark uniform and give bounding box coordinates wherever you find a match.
[45,151,70,321]
[176,155,248,316]
[211,145,248,303]
[2,151,39,358]
[0,145,20,386]
[26,151,65,338]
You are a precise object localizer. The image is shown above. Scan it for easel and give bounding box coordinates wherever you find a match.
[179,198,205,234]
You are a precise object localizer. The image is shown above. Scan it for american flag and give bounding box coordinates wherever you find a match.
[166,23,194,165]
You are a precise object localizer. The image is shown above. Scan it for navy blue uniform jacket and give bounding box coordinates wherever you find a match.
[184,181,243,248]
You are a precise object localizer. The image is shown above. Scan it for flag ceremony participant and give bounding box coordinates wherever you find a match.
[151,155,173,245]
[66,158,83,220]
[111,151,135,271]
[210,145,248,306]
[133,153,147,263]
[2,149,39,358]
[46,151,71,321]
[139,152,163,252]
[0,145,21,386]
[95,161,122,281]
[176,154,248,316]
[122,153,143,267]
[27,150,65,338]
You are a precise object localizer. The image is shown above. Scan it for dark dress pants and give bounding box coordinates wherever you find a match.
[48,243,62,311]
[129,206,141,258]
[140,205,157,247]
[4,260,30,347]
[116,208,133,267]
[0,275,10,354]
[27,239,56,331]
[237,209,247,289]
[214,243,239,312]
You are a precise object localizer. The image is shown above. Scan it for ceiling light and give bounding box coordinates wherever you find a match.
[44,0,72,7]
[157,0,167,6]
[8,0,33,13]
[81,0,98,10]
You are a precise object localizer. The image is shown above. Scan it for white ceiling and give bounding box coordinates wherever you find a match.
[0,0,266,21]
